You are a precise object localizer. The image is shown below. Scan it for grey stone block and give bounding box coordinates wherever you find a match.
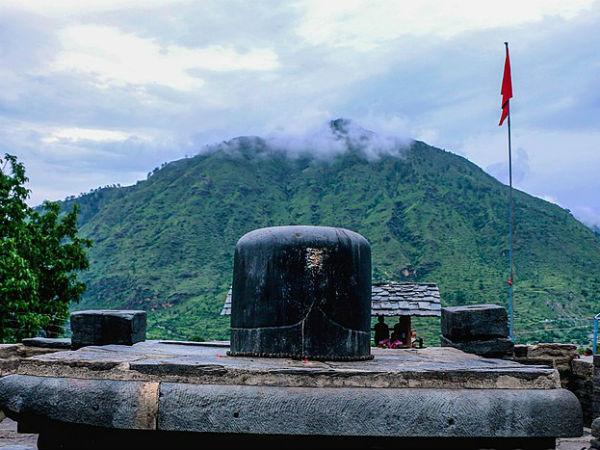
[441,304,509,341]
[572,358,593,378]
[0,344,21,359]
[513,344,529,358]
[71,310,146,348]
[441,336,514,358]
[0,374,158,430]
[158,383,582,438]
[22,337,71,349]
[593,417,600,438]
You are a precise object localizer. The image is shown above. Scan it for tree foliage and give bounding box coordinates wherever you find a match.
[0,154,91,342]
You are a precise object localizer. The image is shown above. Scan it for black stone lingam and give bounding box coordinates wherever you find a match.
[229,225,372,361]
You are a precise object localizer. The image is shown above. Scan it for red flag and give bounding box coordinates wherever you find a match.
[499,44,512,126]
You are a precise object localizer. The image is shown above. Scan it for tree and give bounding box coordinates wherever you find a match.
[0,154,91,342]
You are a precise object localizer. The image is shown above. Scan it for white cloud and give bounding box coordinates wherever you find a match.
[541,195,559,204]
[50,25,279,91]
[457,129,600,226]
[42,127,139,144]
[295,0,596,49]
[1,0,186,16]
[572,206,600,227]
[1,0,599,226]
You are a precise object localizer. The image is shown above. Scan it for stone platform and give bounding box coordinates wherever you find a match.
[0,341,583,449]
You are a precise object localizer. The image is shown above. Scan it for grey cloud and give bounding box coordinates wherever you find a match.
[0,1,598,228]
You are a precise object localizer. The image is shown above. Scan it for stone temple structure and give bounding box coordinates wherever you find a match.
[0,226,583,449]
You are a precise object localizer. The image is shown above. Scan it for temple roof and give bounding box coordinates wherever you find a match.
[371,282,441,317]
[220,282,441,317]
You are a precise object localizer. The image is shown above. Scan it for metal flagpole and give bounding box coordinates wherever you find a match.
[505,41,515,341]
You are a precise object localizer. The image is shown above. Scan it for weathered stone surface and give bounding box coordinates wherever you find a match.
[594,372,600,420]
[21,337,71,349]
[526,343,577,359]
[0,344,20,359]
[441,304,509,341]
[592,417,600,438]
[0,341,582,445]
[565,357,594,426]
[71,310,146,348]
[0,375,158,430]
[230,226,372,361]
[572,358,593,378]
[512,344,579,395]
[0,344,22,377]
[441,335,514,358]
[0,359,20,377]
[514,344,529,358]
[14,341,559,390]
[158,383,582,438]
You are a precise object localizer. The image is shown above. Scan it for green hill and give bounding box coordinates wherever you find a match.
[62,119,600,345]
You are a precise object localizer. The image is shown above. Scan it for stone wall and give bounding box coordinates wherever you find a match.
[571,357,594,426]
[512,343,578,388]
[512,343,596,426]
[0,343,64,378]
[593,355,600,423]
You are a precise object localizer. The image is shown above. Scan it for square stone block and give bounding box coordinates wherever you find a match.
[71,310,146,349]
[441,304,508,341]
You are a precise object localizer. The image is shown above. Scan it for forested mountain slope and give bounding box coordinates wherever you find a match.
[62,120,600,344]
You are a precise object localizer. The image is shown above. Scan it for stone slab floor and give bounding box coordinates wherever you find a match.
[0,418,592,450]
[0,418,36,450]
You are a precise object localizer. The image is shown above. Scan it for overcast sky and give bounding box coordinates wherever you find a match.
[1,0,599,225]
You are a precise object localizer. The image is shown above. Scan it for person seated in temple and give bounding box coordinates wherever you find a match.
[373,315,390,346]
[392,318,407,345]
[410,329,424,349]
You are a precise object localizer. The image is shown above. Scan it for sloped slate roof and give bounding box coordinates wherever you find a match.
[371,282,441,317]
[220,282,441,317]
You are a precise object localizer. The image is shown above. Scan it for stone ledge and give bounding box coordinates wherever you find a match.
[159,383,581,437]
[21,337,71,349]
[0,343,64,378]
[13,341,560,390]
[0,344,21,359]
[0,374,582,439]
[0,375,158,431]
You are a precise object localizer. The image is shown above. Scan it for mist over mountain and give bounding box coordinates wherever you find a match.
[62,120,600,344]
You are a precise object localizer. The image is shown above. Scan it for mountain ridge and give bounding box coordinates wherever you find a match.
[61,120,600,345]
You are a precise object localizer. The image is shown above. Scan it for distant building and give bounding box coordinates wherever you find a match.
[220,282,441,317]
[370,282,441,317]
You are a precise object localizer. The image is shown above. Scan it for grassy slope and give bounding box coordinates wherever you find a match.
[64,138,600,345]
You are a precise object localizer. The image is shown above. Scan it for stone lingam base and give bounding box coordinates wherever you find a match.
[0,341,582,450]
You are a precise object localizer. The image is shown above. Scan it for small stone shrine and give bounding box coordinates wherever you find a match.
[0,226,583,449]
